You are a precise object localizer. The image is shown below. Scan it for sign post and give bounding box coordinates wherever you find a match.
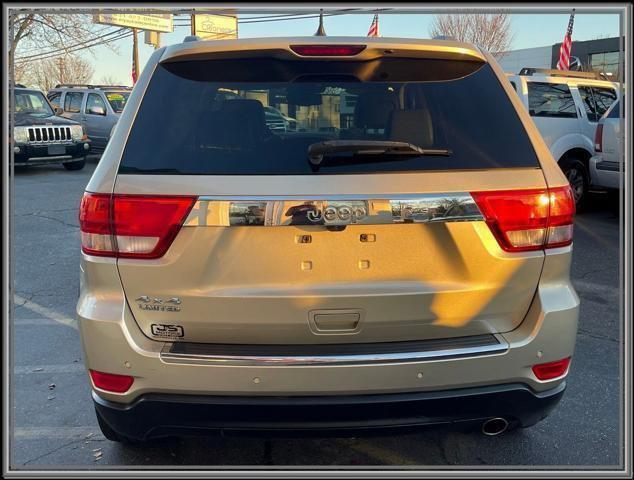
[94,12,173,84]
[93,12,174,32]
[144,30,161,49]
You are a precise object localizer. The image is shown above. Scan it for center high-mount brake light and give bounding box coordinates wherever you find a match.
[79,193,196,259]
[471,185,575,252]
[290,45,367,56]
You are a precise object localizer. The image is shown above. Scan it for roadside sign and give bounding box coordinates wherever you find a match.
[194,14,237,40]
[144,30,161,48]
[93,12,174,33]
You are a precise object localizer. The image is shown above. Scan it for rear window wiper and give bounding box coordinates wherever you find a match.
[307,140,452,167]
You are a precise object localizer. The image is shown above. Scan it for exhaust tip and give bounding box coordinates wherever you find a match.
[482,417,509,436]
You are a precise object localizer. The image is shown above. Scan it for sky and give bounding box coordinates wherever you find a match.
[79,12,621,85]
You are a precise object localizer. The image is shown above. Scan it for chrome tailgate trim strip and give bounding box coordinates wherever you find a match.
[184,193,483,227]
[160,334,508,366]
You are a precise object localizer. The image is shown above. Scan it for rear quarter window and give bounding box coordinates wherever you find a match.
[120,59,540,175]
[527,82,577,118]
[64,92,83,113]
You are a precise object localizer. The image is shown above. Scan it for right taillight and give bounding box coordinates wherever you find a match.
[79,193,196,259]
[472,185,575,252]
[594,123,604,152]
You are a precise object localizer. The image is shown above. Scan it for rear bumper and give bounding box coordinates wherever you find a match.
[94,382,566,440]
[590,155,621,190]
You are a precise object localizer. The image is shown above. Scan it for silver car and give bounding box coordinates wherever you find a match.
[47,84,131,151]
[590,98,623,193]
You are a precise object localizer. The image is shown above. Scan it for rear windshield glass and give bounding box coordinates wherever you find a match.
[120,58,539,175]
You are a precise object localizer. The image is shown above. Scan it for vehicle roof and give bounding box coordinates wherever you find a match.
[160,36,486,64]
[48,86,132,92]
[505,72,619,88]
[14,87,45,94]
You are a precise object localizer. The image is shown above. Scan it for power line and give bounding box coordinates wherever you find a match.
[15,27,127,62]
[16,8,391,63]
[15,29,132,63]
[172,8,365,26]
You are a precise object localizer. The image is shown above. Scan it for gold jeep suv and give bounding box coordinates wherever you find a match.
[77,36,579,442]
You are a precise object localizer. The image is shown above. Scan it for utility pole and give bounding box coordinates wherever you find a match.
[191,9,196,36]
[57,57,65,83]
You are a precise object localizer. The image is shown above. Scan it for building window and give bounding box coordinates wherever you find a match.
[590,51,620,80]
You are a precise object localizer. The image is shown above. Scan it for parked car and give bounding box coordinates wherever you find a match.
[506,68,619,205]
[264,106,289,132]
[47,84,132,151]
[590,98,623,197]
[79,37,578,443]
[12,85,90,169]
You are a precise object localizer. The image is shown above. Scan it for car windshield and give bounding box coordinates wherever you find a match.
[105,91,130,113]
[120,58,540,175]
[14,90,54,118]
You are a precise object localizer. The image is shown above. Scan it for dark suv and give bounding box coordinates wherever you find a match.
[13,85,90,170]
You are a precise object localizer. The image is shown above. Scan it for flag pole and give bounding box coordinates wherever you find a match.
[132,28,139,85]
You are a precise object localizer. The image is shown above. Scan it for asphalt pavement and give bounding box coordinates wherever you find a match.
[9,159,623,469]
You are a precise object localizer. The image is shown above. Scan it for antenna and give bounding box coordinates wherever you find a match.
[314,9,327,36]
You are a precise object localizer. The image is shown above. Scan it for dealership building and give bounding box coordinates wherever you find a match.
[496,36,623,81]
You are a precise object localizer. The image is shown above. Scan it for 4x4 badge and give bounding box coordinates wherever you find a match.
[136,296,182,312]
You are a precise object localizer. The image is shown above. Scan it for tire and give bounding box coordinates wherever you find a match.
[560,158,589,207]
[95,408,141,444]
[63,158,85,171]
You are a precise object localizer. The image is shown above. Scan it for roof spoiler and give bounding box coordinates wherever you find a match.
[161,37,487,64]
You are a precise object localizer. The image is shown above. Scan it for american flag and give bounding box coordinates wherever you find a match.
[132,28,139,85]
[367,13,379,37]
[557,9,576,70]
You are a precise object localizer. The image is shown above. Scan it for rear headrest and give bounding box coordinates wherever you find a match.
[388,109,434,147]
[199,99,268,148]
[354,92,399,129]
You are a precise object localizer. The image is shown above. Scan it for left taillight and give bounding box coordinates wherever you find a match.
[79,193,196,259]
[471,185,575,252]
[594,123,604,152]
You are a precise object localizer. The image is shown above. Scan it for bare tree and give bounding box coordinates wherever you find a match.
[99,75,123,86]
[429,13,513,55]
[9,13,114,57]
[9,12,120,83]
[25,56,94,91]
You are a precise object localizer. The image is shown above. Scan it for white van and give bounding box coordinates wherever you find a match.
[506,68,619,205]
